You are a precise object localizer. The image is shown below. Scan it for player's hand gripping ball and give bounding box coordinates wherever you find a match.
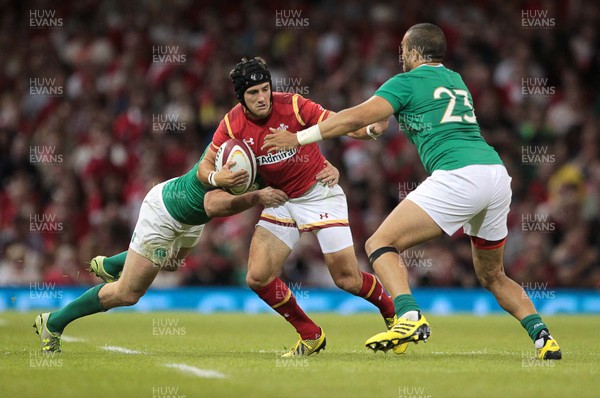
[214,138,257,195]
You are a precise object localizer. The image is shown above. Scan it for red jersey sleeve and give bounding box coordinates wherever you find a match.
[294,94,331,126]
[210,113,234,152]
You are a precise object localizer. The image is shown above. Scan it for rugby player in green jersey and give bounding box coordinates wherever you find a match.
[263,23,561,360]
[33,149,339,352]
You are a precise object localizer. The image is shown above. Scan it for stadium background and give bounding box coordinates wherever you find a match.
[0,0,598,306]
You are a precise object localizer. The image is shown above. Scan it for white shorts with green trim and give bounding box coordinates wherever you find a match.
[257,183,354,254]
[405,164,511,241]
[130,180,205,266]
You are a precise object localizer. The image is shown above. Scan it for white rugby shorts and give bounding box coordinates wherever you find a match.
[130,179,205,265]
[405,164,512,241]
[257,183,354,253]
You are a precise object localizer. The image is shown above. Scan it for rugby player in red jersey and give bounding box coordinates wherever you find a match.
[199,57,395,357]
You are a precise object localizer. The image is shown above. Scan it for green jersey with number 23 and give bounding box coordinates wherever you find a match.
[374,64,502,174]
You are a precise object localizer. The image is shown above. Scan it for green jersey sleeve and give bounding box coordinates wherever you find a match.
[374,75,413,113]
[373,65,502,174]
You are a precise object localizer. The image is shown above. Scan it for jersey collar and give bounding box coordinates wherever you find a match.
[415,63,444,69]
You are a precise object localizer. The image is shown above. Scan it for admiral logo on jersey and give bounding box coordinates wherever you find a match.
[256,148,297,165]
[255,123,294,165]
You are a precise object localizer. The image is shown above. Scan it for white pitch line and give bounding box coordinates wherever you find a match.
[61,335,87,343]
[431,351,488,355]
[164,363,226,379]
[100,345,143,354]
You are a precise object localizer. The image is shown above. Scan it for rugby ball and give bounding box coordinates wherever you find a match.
[214,138,257,195]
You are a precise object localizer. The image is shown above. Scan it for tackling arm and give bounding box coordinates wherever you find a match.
[204,187,288,218]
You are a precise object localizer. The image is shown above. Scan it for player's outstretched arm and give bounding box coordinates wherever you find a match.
[324,111,389,141]
[262,96,394,152]
[198,147,249,188]
[347,119,390,140]
[204,187,288,218]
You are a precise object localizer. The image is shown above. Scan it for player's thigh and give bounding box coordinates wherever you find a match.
[174,224,205,258]
[162,224,205,271]
[368,199,444,252]
[130,181,180,265]
[248,225,295,283]
[253,204,299,277]
[315,226,360,278]
[116,248,160,295]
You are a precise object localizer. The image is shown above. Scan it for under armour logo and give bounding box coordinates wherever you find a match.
[320,213,328,219]
[244,138,254,146]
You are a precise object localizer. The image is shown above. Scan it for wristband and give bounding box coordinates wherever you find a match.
[366,125,378,140]
[297,125,323,145]
[208,171,218,187]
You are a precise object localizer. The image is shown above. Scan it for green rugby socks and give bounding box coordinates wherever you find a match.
[47,284,106,333]
[104,251,127,278]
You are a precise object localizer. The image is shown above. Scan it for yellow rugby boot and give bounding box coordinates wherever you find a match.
[282,329,326,358]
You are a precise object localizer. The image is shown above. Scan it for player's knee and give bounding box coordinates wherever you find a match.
[117,289,145,306]
[477,269,505,290]
[246,272,269,290]
[365,235,393,256]
[333,273,361,293]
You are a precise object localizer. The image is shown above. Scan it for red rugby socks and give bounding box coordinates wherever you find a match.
[252,278,321,340]
[357,272,396,319]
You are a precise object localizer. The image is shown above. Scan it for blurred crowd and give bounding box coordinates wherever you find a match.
[0,0,599,289]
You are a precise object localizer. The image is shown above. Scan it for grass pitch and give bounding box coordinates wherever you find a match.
[1,312,598,398]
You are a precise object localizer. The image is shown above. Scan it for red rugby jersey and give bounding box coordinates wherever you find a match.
[210,92,330,198]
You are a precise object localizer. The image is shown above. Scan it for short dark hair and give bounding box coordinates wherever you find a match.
[405,23,446,62]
